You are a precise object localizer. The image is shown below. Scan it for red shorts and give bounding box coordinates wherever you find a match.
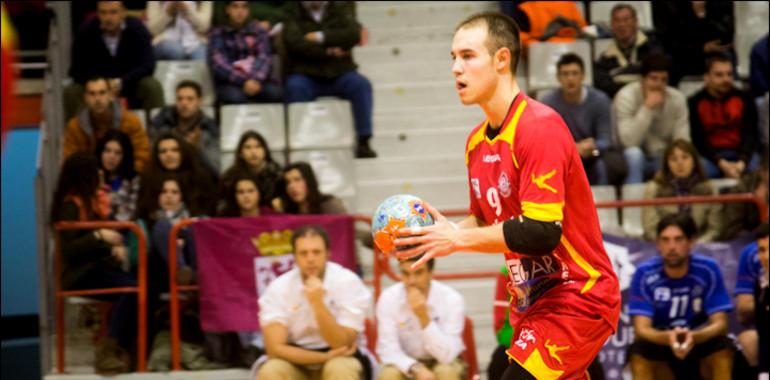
[505,296,615,380]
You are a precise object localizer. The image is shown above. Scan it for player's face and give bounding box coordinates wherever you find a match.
[399,260,432,295]
[285,169,308,204]
[557,63,584,94]
[101,140,123,173]
[158,180,182,212]
[758,236,769,273]
[667,147,695,179]
[235,179,260,214]
[656,225,693,268]
[84,79,112,115]
[240,138,266,169]
[451,26,500,105]
[175,87,202,120]
[610,8,637,44]
[294,234,329,279]
[97,1,125,35]
[704,61,733,97]
[158,139,182,171]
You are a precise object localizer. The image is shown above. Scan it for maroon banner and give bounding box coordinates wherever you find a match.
[192,215,357,332]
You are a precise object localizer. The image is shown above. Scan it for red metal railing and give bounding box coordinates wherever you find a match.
[53,221,148,373]
[164,193,767,370]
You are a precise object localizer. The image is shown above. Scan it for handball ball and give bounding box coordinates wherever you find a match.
[371,194,434,256]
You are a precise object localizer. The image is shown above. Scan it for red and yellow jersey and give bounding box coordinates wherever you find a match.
[465,93,620,328]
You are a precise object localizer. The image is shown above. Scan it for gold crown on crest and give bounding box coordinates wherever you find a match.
[251,229,294,256]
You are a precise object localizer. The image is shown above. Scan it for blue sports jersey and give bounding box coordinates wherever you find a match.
[629,254,734,330]
[735,242,764,295]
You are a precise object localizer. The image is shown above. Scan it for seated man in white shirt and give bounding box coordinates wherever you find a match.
[376,255,467,380]
[257,225,372,380]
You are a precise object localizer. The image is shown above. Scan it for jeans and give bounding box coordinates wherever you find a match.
[285,71,373,140]
[70,268,137,348]
[152,219,197,270]
[583,157,609,185]
[154,40,207,61]
[215,82,284,104]
[624,146,662,184]
[700,150,762,178]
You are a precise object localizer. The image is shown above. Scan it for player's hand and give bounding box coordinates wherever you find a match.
[325,343,357,361]
[304,31,322,43]
[111,245,128,265]
[97,228,124,246]
[669,327,692,360]
[415,366,437,380]
[644,89,664,109]
[394,202,460,269]
[406,286,428,315]
[243,79,262,96]
[304,276,325,305]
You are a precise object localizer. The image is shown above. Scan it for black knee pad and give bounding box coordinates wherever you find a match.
[500,360,537,380]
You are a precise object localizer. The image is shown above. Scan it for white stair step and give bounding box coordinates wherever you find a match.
[367,25,457,46]
[374,82,462,111]
[355,43,451,66]
[370,126,470,157]
[360,60,454,84]
[374,104,483,129]
[355,155,466,181]
[357,176,469,214]
[358,2,496,29]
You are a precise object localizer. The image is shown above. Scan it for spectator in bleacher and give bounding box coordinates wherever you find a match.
[63,76,151,174]
[376,255,466,380]
[542,53,616,185]
[641,139,721,243]
[653,1,735,85]
[749,33,768,98]
[150,80,220,173]
[614,53,690,184]
[218,171,276,218]
[220,130,282,212]
[138,132,217,218]
[274,162,346,215]
[64,1,165,121]
[211,1,287,35]
[146,1,212,61]
[594,3,664,98]
[733,223,770,375]
[135,174,198,284]
[499,0,586,49]
[628,213,734,379]
[50,153,136,374]
[208,1,282,104]
[256,224,372,380]
[720,153,769,241]
[689,53,760,179]
[96,130,140,221]
[282,1,377,159]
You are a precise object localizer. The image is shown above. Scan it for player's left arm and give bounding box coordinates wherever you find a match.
[693,262,733,343]
[691,312,729,344]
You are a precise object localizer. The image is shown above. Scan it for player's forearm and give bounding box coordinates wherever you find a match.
[691,319,728,344]
[636,326,670,346]
[310,301,356,348]
[456,215,481,229]
[270,344,329,365]
[456,224,510,253]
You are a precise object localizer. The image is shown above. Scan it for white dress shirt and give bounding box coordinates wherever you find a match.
[376,280,466,374]
[259,262,371,349]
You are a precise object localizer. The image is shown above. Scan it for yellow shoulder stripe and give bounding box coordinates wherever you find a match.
[521,201,564,222]
[561,236,601,294]
[508,348,564,380]
[465,123,488,165]
[504,99,528,169]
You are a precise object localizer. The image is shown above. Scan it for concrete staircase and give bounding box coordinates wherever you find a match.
[354,2,500,377]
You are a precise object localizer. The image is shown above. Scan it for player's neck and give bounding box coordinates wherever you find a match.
[481,77,520,129]
[663,259,689,279]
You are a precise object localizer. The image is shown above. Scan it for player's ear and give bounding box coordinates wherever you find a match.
[494,47,511,73]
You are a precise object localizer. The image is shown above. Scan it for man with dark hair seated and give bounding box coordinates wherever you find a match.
[64,1,164,121]
[149,80,220,174]
[628,213,734,380]
[256,225,371,380]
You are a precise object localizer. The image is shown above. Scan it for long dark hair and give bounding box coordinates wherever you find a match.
[218,171,263,217]
[95,129,136,179]
[654,139,707,185]
[50,153,101,223]
[279,162,331,214]
[233,130,276,172]
[134,172,187,222]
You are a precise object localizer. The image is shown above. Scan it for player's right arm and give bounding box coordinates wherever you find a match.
[456,214,482,229]
[263,322,335,365]
[632,316,671,346]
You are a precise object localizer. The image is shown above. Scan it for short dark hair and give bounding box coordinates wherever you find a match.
[641,53,671,77]
[85,76,111,90]
[556,53,584,73]
[704,53,732,73]
[755,223,769,240]
[176,80,202,98]
[656,213,697,240]
[292,224,330,251]
[456,12,522,76]
[611,3,637,20]
[400,253,436,271]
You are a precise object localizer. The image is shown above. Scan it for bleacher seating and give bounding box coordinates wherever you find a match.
[734,1,769,78]
[287,100,355,150]
[621,183,648,238]
[220,104,286,152]
[289,149,357,211]
[588,1,654,30]
[592,38,613,61]
[527,40,593,92]
[591,185,623,236]
[153,60,216,106]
